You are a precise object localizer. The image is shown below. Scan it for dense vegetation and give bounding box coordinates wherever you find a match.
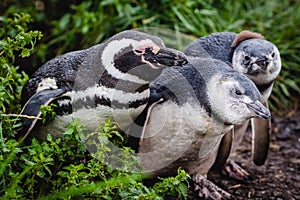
[1,0,299,199]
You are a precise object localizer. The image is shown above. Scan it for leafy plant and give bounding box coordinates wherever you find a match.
[153,168,190,200]
[40,104,57,124]
[0,13,42,114]
[1,117,190,199]
[0,13,42,141]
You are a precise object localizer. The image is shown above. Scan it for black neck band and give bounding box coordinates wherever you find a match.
[256,80,275,93]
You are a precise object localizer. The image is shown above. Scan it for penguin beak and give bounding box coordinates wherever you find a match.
[246,58,271,76]
[144,47,188,67]
[246,100,271,119]
[255,58,271,69]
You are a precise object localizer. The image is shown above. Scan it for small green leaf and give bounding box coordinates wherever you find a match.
[64,128,73,135]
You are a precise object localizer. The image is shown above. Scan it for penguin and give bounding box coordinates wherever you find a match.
[183,30,281,177]
[134,58,270,199]
[18,30,187,141]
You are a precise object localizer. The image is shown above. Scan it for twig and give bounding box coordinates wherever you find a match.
[228,184,242,189]
[1,114,41,120]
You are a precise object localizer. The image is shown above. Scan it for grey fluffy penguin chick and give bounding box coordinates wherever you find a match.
[136,58,270,199]
[18,30,187,141]
[184,30,281,179]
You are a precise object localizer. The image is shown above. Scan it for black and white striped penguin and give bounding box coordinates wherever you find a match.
[134,58,270,199]
[18,30,187,141]
[183,30,281,179]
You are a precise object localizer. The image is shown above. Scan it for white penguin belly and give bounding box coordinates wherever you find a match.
[35,104,147,140]
[138,101,225,177]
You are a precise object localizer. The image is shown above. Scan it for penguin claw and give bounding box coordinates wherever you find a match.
[222,160,252,183]
[192,174,234,200]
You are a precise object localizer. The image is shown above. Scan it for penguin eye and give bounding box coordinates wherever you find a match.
[244,55,251,61]
[271,52,275,58]
[145,46,153,53]
[235,89,242,96]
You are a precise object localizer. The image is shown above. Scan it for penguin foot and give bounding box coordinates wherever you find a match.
[207,168,231,188]
[222,160,252,183]
[192,174,234,200]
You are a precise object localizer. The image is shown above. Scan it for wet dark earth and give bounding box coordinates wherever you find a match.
[188,109,300,199]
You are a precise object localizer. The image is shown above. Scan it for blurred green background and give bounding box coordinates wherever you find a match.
[1,0,300,113]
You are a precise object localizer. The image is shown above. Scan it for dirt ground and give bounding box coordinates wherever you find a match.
[188,109,300,199]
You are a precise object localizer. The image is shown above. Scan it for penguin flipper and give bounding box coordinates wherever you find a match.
[251,101,271,166]
[207,128,233,184]
[209,128,233,172]
[126,83,168,151]
[138,98,164,147]
[17,89,65,140]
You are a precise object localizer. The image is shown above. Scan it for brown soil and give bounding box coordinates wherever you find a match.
[189,110,300,200]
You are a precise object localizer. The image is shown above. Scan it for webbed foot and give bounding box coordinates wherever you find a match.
[192,174,234,200]
[222,160,252,183]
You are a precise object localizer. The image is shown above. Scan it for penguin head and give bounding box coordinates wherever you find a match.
[205,62,271,125]
[232,39,281,84]
[102,30,187,82]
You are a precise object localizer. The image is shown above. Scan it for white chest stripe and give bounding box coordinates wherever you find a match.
[101,38,154,84]
[68,84,149,104]
[57,98,71,106]
[36,77,58,93]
